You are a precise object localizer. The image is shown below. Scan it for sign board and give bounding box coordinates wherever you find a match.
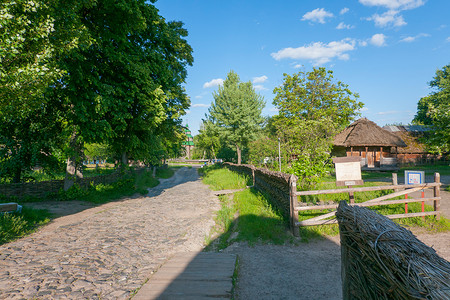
[405,170,425,185]
[333,157,364,186]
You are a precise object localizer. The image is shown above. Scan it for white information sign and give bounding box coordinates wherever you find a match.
[335,162,362,182]
[333,157,364,186]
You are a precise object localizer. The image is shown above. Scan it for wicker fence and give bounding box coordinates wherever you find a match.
[336,201,450,299]
[0,168,149,199]
[224,163,299,231]
[224,163,442,237]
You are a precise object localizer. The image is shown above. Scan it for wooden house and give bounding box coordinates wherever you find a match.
[332,118,407,170]
[382,125,434,164]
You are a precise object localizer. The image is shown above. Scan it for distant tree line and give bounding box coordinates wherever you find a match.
[0,0,193,185]
[194,68,363,188]
[413,64,450,154]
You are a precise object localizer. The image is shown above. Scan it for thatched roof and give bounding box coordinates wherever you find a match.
[383,125,428,154]
[333,118,407,147]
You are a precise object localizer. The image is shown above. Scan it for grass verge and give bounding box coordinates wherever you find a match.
[202,166,291,249]
[0,207,52,245]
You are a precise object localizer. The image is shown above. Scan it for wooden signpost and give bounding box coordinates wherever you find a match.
[333,157,364,203]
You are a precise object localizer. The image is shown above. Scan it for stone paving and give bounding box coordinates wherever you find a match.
[0,167,220,299]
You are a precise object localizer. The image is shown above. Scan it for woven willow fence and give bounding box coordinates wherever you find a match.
[224,163,299,232]
[336,201,450,299]
[0,168,149,199]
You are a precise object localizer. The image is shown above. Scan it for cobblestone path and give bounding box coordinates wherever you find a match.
[0,167,220,299]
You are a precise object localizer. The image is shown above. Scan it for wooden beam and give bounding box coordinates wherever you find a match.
[295,182,440,197]
[364,186,424,203]
[295,197,440,211]
[296,211,439,226]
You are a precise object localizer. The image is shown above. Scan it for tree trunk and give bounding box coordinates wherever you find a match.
[12,167,21,184]
[236,144,242,165]
[121,151,128,167]
[64,132,83,191]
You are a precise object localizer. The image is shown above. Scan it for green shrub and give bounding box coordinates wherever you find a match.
[0,207,51,245]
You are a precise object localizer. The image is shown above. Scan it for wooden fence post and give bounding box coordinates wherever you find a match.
[289,175,299,237]
[252,167,255,187]
[434,172,440,220]
[392,173,399,192]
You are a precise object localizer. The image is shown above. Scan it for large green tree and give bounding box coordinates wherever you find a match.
[0,0,193,183]
[413,64,450,153]
[0,0,68,182]
[208,71,265,164]
[273,67,363,188]
[49,0,192,185]
[195,120,221,159]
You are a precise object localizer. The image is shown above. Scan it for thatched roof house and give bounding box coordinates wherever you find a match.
[383,125,433,164]
[333,118,406,169]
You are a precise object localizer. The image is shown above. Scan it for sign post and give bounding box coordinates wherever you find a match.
[333,157,364,204]
[405,170,425,218]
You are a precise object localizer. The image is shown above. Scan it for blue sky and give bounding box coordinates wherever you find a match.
[155,0,450,135]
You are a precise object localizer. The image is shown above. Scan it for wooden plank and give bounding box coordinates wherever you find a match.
[213,188,248,195]
[364,186,424,203]
[0,203,18,212]
[295,182,439,197]
[297,211,439,226]
[134,252,237,300]
[295,197,440,211]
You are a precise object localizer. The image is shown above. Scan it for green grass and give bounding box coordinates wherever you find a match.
[202,166,291,249]
[199,165,251,191]
[156,167,175,179]
[0,207,52,245]
[298,180,450,241]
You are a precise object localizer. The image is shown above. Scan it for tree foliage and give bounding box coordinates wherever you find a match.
[207,71,265,164]
[272,68,363,188]
[413,64,450,153]
[0,0,193,182]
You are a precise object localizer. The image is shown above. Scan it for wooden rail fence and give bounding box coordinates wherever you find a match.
[224,163,442,237]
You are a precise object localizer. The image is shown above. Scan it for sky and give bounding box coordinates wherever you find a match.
[154,0,450,136]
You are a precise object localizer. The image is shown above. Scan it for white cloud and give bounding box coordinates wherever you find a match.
[192,103,210,108]
[370,33,387,46]
[359,40,368,47]
[359,0,425,10]
[359,107,369,112]
[271,38,356,65]
[447,37,450,42]
[254,85,268,91]
[294,64,303,69]
[400,33,430,42]
[252,75,268,84]
[301,8,334,24]
[340,7,349,15]
[361,0,424,28]
[376,110,402,115]
[203,78,224,89]
[336,22,354,29]
[368,10,406,27]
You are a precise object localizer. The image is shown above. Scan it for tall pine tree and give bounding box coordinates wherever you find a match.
[208,71,265,164]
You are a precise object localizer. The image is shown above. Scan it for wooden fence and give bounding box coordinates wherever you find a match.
[224,163,442,237]
[292,173,441,236]
[0,168,149,199]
